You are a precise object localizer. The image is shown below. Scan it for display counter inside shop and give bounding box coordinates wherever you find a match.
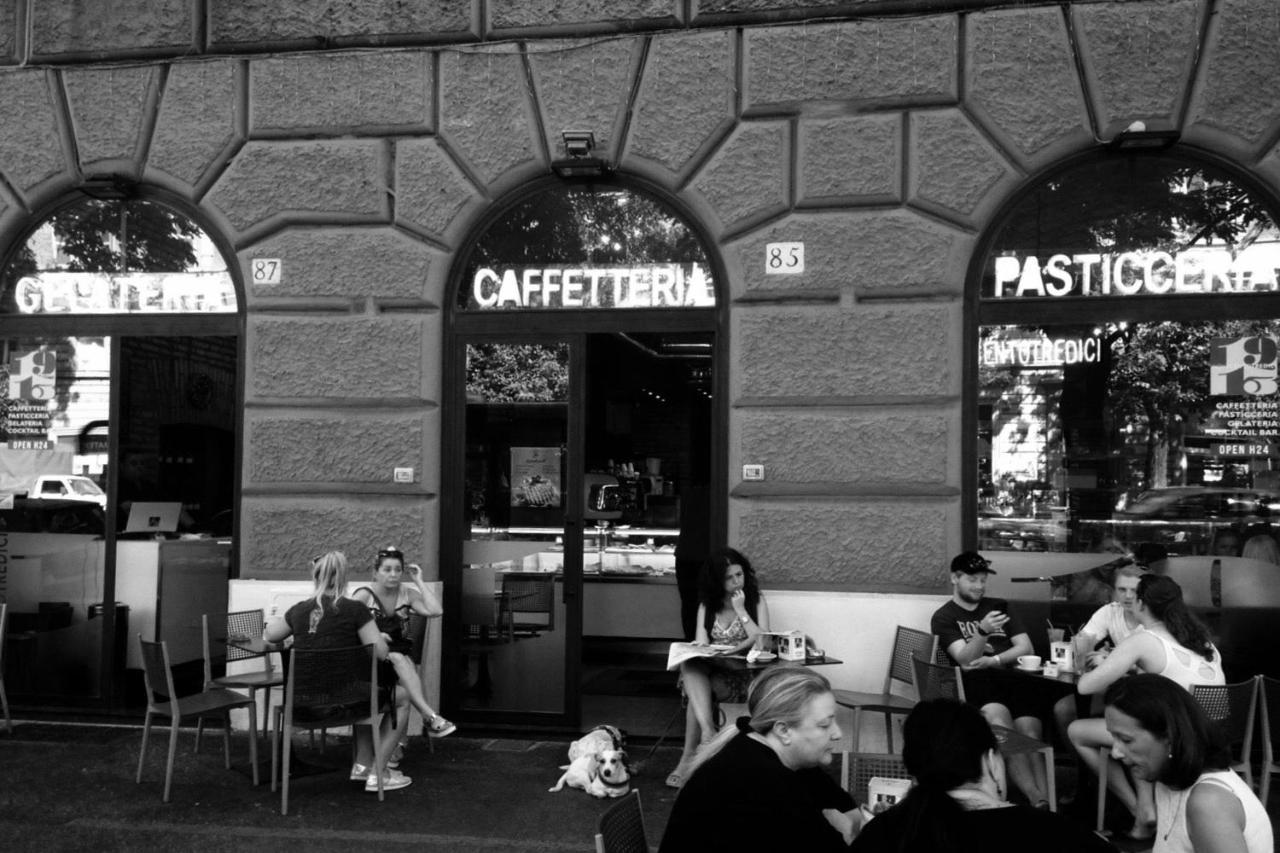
[464,526,683,638]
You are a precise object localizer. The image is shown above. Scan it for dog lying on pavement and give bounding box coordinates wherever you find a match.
[548,725,631,798]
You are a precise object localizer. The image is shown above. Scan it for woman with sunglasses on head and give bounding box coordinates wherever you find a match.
[264,551,411,791]
[350,546,456,756]
[1103,674,1271,853]
[1068,574,1225,840]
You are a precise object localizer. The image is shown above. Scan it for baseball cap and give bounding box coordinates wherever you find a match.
[950,551,996,575]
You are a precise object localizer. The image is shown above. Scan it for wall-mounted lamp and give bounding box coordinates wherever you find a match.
[552,130,610,179]
[1108,121,1180,151]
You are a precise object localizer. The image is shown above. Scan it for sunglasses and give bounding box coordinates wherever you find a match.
[377,547,404,561]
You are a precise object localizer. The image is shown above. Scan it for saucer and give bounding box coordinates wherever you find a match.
[1016,664,1041,671]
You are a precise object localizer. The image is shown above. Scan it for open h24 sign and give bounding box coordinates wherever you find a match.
[1211,336,1278,396]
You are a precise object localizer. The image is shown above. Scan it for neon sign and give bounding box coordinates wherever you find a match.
[467,264,715,310]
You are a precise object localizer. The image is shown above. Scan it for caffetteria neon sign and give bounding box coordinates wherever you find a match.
[468,264,715,310]
[990,248,1279,299]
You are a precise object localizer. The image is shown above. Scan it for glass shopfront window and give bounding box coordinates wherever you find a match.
[973,153,1280,677]
[0,194,239,706]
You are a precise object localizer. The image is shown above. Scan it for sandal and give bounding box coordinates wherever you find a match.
[427,714,457,738]
[665,771,684,789]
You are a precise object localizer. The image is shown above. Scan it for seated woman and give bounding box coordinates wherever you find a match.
[1103,674,1272,853]
[666,547,769,788]
[1068,574,1225,840]
[659,665,863,852]
[850,699,1114,853]
[263,551,410,792]
[349,546,456,761]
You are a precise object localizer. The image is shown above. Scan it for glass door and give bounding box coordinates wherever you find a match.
[454,339,582,722]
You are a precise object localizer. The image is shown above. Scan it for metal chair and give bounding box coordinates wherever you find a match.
[271,642,392,815]
[135,635,259,802]
[910,653,1057,811]
[1191,679,1258,789]
[196,610,283,751]
[845,751,912,807]
[833,626,935,752]
[594,789,648,853]
[1260,675,1280,804]
[0,602,11,733]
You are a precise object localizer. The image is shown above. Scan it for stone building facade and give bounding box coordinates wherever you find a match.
[1,0,1276,602]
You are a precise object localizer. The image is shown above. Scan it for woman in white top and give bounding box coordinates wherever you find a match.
[1104,674,1271,853]
[1068,574,1225,840]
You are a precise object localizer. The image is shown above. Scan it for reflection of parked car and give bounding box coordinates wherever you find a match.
[1104,486,1279,555]
[29,474,107,509]
[0,497,105,535]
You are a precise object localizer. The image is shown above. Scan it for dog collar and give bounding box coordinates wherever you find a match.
[600,777,629,789]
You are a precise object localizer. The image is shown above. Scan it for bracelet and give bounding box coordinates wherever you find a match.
[738,615,751,625]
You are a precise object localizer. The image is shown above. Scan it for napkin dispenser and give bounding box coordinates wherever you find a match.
[777,631,807,661]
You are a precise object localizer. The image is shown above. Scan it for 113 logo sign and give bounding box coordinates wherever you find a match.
[1211,336,1279,396]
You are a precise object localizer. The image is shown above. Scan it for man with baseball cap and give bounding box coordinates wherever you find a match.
[930,551,1051,808]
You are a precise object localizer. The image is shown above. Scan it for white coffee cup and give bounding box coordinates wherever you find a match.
[1016,654,1041,670]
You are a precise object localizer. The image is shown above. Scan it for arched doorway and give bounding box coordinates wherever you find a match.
[0,189,241,709]
[442,178,725,732]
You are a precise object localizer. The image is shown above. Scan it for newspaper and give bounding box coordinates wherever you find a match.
[666,642,735,670]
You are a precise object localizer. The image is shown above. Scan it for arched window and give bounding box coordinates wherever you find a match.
[973,152,1280,568]
[0,192,239,706]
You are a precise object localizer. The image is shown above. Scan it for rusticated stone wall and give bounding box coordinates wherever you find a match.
[0,1,1276,590]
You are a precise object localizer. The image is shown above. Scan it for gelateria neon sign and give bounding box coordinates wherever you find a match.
[991,247,1280,298]
[15,272,237,314]
[469,264,715,310]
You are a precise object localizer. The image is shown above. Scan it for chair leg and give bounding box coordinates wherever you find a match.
[222,712,233,769]
[1095,748,1108,833]
[164,716,180,803]
[246,703,259,787]
[194,716,204,753]
[281,718,292,815]
[0,676,11,733]
[270,708,280,793]
[136,710,154,784]
[1041,746,1057,812]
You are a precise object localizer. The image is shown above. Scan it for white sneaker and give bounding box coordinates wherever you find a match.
[349,763,368,781]
[365,768,412,792]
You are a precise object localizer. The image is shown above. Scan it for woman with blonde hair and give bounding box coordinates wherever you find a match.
[264,551,410,792]
[659,665,862,852]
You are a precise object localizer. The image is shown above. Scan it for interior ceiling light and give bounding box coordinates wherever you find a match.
[1108,120,1180,151]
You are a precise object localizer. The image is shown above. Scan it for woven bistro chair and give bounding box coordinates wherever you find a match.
[910,653,1057,811]
[135,636,259,802]
[272,642,393,815]
[499,573,556,637]
[1191,678,1258,789]
[833,626,935,752]
[196,610,284,751]
[594,789,648,853]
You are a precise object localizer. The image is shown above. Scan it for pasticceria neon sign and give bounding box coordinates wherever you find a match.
[991,247,1280,299]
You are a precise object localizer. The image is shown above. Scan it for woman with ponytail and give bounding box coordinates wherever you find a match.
[659,665,862,852]
[1068,574,1225,840]
[850,699,1114,853]
[264,551,411,792]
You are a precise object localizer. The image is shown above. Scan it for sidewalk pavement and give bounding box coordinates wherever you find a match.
[0,720,684,852]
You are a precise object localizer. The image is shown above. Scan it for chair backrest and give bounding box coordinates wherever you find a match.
[911,653,965,703]
[846,752,912,811]
[501,573,556,632]
[138,635,178,710]
[887,626,937,694]
[1191,679,1257,750]
[284,642,380,729]
[224,609,268,664]
[594,790,647,853]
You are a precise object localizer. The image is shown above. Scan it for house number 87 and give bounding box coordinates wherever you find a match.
[765,242,804,274]
[252,258,282,284]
